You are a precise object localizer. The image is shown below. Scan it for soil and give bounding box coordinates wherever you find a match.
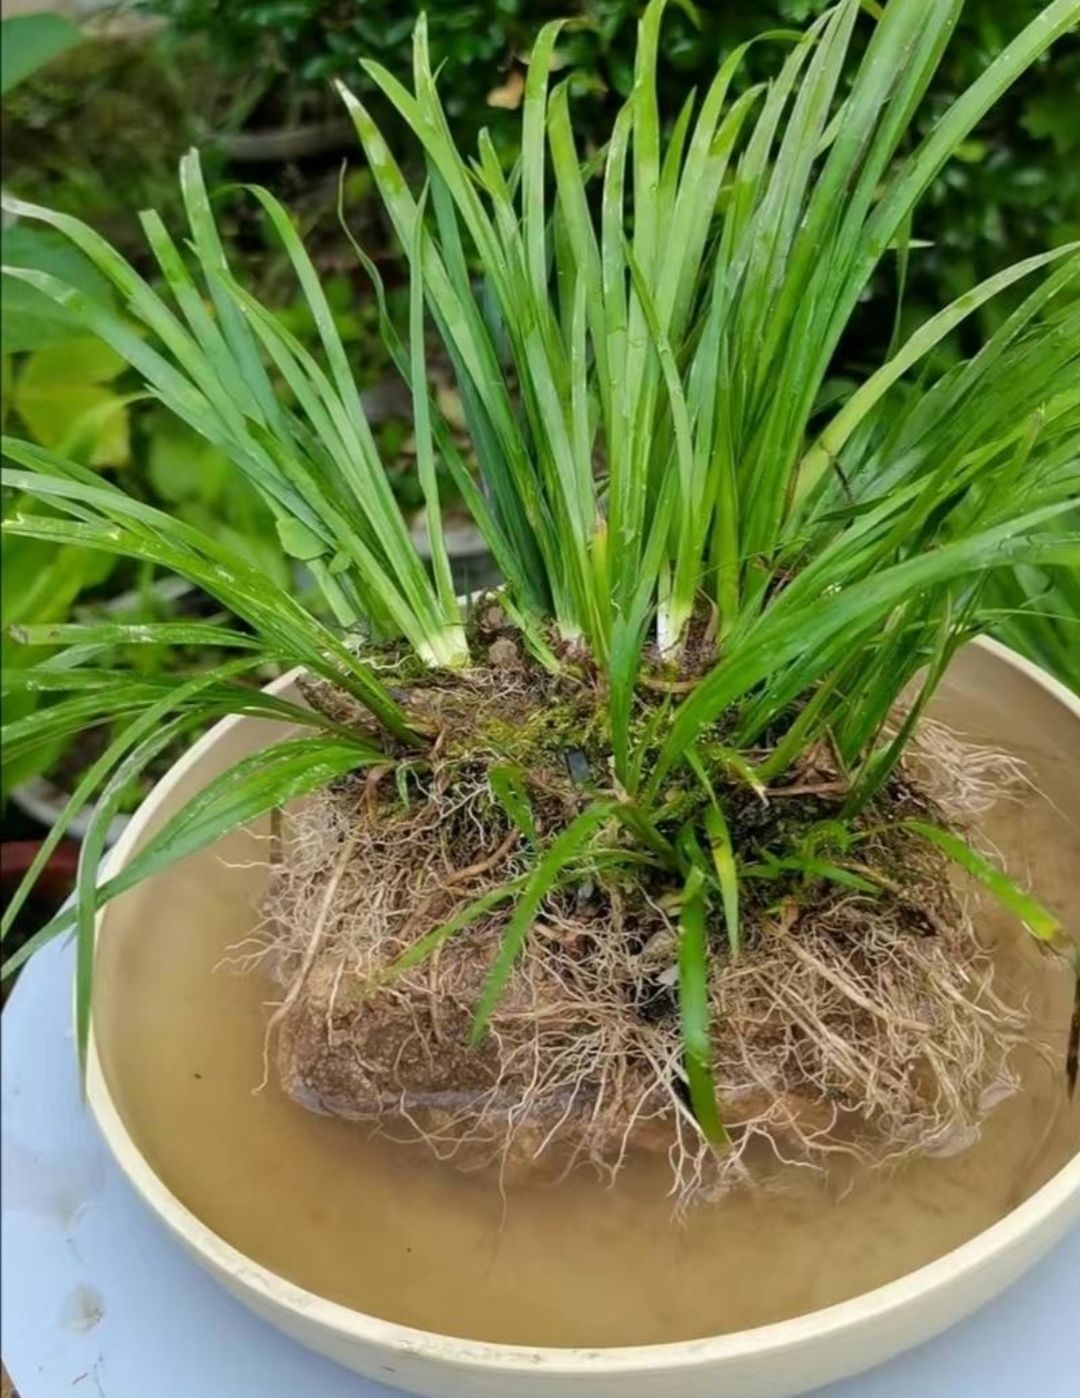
[251,604,1056,1199]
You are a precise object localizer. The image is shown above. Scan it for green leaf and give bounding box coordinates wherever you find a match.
[0,659,265,945]
[745,855,881,894]
[120,735,383,904]
[2,734,384,985]
[14,338,130,465]
[1,13,81,95]
[469,802,614,1045]
[0,226,115,353]
[147,422,229,505]
[704,804,740,957]
[74,715,191,1070]
[797,245,1079,504]
[9,620,262,654]
[2,438,420,743]
[380,880,525,984]
[677,872,729,1145]
[488,764,537,845]
[903,820,1063,943]
[1022,90,1080,155]
[685,748,741,955]
[276,516,329,563]
[651,501,1079,792]
[0,517,117,795]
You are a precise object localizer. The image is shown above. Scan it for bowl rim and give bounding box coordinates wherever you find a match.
[85,636,1080,1377]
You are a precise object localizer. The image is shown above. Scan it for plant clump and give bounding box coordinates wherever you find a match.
[1,1,1075,1199]
[246,604,1026,1200]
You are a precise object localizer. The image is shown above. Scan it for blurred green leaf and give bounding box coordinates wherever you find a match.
[147,421,228,504]
[0,13,81,96]
[14,338,130,466]
[1022,90,1080,154]
[1,353,11,427]
[0,226,115,352]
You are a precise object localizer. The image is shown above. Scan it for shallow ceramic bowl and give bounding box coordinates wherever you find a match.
[86,638,1080,1398]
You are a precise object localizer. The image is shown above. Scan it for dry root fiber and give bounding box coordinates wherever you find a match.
[246,642,1029,1203]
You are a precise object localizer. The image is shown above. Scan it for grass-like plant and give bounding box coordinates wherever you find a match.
[2,0,1078,1168]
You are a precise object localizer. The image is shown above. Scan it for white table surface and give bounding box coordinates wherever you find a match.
[3,931,1077,1398]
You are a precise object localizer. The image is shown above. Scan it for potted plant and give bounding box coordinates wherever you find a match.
[2,2,1078,1394]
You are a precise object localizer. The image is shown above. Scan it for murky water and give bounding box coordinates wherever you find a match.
[93,649,1079,1347]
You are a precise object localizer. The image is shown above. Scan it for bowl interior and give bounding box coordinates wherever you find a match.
[88,642,1080,1358]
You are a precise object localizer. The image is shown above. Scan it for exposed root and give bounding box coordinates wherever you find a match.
[256,822,364,1092]
[905,715,1029,819]
[244,653,1032,1205]
[706,891,1024,1181]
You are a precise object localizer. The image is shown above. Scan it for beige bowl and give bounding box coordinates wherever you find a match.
[86,638,1080,1398]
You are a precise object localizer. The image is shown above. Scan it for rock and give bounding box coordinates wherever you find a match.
[488,636,520,668]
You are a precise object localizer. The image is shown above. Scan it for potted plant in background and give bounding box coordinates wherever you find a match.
[1,1,1078,1395]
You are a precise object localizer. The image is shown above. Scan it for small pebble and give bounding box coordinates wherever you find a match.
[488,637,519,667]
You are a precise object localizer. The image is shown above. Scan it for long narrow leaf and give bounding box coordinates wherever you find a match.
[469,803,614,1045]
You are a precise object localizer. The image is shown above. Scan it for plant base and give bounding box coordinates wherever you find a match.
[253,614,1032,1200]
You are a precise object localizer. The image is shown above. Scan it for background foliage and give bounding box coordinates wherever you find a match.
[139,0,1080,329]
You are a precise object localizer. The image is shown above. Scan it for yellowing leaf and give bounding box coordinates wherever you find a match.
[486,69,525,111]
[14,337,130,466]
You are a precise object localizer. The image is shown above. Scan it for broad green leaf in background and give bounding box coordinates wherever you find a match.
[147,418,229,503]
[147,418,292,587]
[13,337,130,466]
[0,13,81,96]
[0,226,116,353]
[1021,85,1080,156]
